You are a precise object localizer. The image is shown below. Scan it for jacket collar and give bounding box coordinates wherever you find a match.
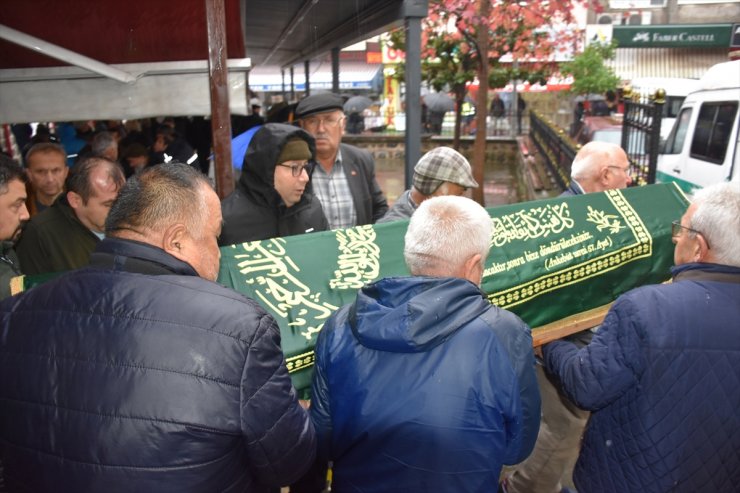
[90,237,199,276]
[1,240,14,256]
[671,262,740,284]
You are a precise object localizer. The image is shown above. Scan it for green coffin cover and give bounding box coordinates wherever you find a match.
[218,183,689,393]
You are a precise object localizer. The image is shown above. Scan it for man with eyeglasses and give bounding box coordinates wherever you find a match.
[295,93,388,230]
[219,123,328,245]
[562,141,632,196]
[504,140,632,493]
[537,182,740,492]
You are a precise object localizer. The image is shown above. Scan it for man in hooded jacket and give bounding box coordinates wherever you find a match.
[310,195,540,493]
[219,123,328,245]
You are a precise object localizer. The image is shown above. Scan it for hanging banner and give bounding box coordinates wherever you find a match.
[218,183,689,394]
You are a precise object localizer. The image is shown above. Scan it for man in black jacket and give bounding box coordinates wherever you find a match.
[219,123,328,246]
[296,93,387,229]
[0,163,316,492]
[0,154,29,300]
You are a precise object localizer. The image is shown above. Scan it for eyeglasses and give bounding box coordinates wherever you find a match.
[277,162,314,177]
[671,220,710,248]
[608,164,630,174]
[301,115,344,130]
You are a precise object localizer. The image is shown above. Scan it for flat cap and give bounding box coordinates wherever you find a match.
[413,146,479,195]
[295,93,344,119]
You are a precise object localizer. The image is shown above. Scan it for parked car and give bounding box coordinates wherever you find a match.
[575,115,647,154]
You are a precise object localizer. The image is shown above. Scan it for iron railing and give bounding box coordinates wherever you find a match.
[529,112,578,190]
[621,89,664,185]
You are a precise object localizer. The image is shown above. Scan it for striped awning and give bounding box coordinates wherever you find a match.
[608,48,731,81]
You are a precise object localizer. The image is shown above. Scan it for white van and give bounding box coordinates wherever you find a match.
[656,60,740,195]
[630,77,700,142]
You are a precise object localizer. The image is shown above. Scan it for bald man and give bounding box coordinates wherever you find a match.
[562,141,632,196]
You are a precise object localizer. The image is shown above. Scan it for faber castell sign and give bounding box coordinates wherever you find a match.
[219,184,689,393]
[613,24,733,48]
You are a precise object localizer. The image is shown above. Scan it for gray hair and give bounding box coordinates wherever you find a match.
[571,141,624,181]
[105,162,212,238]
[690,182,740,267]
[91,131,117,156]
[404,195,492,277]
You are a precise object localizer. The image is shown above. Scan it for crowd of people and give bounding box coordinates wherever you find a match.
[0,91,738,492]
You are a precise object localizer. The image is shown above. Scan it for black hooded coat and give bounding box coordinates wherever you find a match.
[219,124,328,246]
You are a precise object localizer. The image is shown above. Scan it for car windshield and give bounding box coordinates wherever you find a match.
[592,129,622,146]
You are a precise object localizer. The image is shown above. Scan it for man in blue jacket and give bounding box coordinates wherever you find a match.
[542,182,740,493]
[0,163,316,492]
[310,195,540,493]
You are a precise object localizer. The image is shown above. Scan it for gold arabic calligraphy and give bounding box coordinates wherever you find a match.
[235,239,337,341]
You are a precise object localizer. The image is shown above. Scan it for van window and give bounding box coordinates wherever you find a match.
[664,96,685,119]
[664,108,692,155]
[690,102,739,164]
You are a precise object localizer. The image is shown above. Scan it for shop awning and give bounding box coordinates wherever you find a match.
[249,62,383,93]
[607,48,731,81]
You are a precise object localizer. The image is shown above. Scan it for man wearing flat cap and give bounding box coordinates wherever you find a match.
[219,123,328,245]
[378,146,479,223]
[295,93,388,230]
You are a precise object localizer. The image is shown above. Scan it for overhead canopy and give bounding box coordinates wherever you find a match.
[249,62,383,93]
[0,0,408,123]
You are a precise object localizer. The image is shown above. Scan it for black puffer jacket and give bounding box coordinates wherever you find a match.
[0,237,316,492]
[219,124,328,246]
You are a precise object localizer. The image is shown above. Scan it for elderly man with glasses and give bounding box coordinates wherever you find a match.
[505,140,633,493]
[295,93,387,230]
[537,182,740,493]
[219,123,328,245]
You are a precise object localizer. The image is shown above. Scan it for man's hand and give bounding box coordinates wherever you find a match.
[533,345,544,359]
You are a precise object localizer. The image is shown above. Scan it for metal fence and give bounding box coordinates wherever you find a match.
[621,89,664,186]
[529,112,577,190]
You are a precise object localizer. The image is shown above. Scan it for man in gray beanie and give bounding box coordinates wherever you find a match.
[378,146,479,223]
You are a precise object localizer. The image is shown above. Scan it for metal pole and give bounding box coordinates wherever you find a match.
[331,47,340,93]
[304,60,310,97]
[402,0,427,189]
[290,66,295,102]
[205,0,234,198]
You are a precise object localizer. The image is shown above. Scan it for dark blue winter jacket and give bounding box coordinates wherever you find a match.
[543,262,740,493]
[310,276,540,493]
[0,237,316,492]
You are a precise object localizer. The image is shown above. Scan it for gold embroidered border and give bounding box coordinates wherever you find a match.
[286,350,316,373]
[489,189,653,309]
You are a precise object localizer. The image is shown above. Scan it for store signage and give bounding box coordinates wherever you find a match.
[614,24,733,48]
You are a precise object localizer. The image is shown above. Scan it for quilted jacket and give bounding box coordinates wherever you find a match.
[0,237,316,492]
[310,276,540,493]
[543,262,740,493]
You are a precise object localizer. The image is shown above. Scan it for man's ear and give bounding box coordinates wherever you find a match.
[161,223,189,261]
[67,191,82,211]
[694,233,711,263]
[463,253,484,286]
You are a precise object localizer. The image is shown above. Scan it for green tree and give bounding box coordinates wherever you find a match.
[560,40,620,96]
[388,0,591,204]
